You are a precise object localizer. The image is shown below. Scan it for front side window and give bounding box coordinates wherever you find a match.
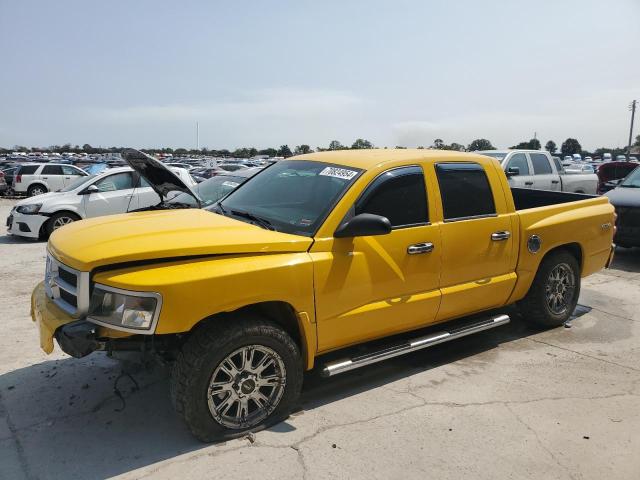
[436,163,496,221]
[506,153,530,175]
[216,160,362,236]
[356,166,428,228]
[530,153,553,175]
[94,172,134,192]
[62,165,84,176]
[42,165,63,175]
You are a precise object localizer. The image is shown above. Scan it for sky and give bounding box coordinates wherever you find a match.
[1,0,639,151]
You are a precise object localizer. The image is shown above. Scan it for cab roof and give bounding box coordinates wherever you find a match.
[288,149,493,171]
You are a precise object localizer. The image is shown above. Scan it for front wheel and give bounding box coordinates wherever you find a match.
[518,250,581,328]
[45,212,80,237]
[170,317,303,442]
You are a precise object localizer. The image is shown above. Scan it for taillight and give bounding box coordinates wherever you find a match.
[16,174,22,183]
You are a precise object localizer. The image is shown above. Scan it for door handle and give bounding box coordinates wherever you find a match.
[524,181,533,186]
[42,177,48,179]
[407,242,434,255]
[491,231,511,241]
[65,176,71,179]
[551,180,560,184]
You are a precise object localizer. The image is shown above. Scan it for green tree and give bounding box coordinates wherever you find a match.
[545,140,557,154]
[634,135,640,147]
[448,142,465,151]
[467,139,495,151]
[510,138,541,150]
[277,145,293,157]
[351,138,373,149]
[328,140,345,150]
[294,144,313,155]
[561,138,582,156]
[433,139,444,149]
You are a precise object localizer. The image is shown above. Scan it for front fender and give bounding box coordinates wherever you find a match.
[92,252,316,356]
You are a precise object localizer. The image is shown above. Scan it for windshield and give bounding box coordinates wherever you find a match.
[213,160,362,236]
[619,167,640,188]
[479,152,507,161]
[60,175,97,192]
[169,174,248,207]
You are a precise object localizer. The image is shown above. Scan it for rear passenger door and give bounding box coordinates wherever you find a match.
[529,153,560,191]
[434,162,517,321]
[40,165,66,192]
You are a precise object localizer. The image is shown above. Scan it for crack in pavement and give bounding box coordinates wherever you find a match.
[505,403,577,480]
[588,305,640,324]
[0,393,34,480]
[526,338,640,373]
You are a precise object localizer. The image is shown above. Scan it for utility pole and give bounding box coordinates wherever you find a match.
[628,100,637,156]
[196,122,200,151]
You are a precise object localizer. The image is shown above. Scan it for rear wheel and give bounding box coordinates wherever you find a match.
[27,184,47,197]
[45,212,80,237]
[171,316,303,442]
[518,250,580,328]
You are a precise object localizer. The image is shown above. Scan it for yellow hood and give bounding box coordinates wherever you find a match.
[48,209,313,271]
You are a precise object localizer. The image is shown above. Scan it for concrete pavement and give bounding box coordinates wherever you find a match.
[0,198,638,480]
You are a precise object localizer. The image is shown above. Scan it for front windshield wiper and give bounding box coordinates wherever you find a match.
[229,209,276,231]
[619,184,640,188]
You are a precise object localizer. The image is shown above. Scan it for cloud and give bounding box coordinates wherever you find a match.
[83,88,366,124]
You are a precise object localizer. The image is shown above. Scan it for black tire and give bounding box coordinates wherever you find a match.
[518,250,581,328]
[45,211,80,237]
[27,184,47,197]
[170,316,303,442]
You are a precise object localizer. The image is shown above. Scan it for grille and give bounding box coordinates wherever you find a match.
[44,253,90,317]
[58,267,77,288]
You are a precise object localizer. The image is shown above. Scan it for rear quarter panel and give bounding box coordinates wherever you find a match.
[507,197,614,303]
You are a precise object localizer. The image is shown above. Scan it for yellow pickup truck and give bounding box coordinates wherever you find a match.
[31,149,615,441]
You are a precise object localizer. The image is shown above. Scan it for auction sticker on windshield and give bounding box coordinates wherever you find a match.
[222,181,240,187]
[319,166,358,180]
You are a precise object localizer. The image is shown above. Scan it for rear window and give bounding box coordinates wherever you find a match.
[530,153,553,175]
[435,163,496,221]
[18,165,38,175]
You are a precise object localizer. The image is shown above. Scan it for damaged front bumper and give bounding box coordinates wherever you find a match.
[30,282,129,358]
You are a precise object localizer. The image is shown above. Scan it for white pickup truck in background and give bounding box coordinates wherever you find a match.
[481,150,598,194]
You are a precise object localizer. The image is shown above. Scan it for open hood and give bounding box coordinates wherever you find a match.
[123,149,201,207]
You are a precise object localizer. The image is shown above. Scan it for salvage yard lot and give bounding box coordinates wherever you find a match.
[0,197,638,480]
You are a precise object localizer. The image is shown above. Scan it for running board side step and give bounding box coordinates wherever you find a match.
[321,314,510,377]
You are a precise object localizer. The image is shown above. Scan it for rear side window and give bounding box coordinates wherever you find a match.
[530,153,553,174]
[42,165,63,175]
[506,153,530,175]
[356,166,428,228]
[436,163,496,221]
[18,165,38,175]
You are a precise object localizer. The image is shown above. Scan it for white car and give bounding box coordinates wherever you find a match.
[7,155,198,239]
[13,163,88,196]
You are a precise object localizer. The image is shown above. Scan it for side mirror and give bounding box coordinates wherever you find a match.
[334,213,392,238]
[506,166,520,177]
[79,184,100,195]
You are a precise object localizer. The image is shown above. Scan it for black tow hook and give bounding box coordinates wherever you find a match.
[54,320,101,358]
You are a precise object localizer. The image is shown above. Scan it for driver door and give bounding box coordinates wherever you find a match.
[310,166,442,352]
[83,172,136,218]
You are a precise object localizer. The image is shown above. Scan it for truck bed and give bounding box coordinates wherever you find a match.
[511,187,595,210]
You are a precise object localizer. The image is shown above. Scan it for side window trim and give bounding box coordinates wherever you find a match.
[435,162,497,222]
[354,165,430,230]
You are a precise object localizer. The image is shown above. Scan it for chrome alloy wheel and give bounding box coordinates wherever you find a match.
[52,216,74,230]
[207,345,286,429]
[30,186,46,196]
[545,263,575,315]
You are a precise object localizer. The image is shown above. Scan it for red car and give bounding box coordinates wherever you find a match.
[596,162,639,194]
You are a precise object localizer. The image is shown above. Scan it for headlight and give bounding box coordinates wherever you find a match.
[88,284,161,332]
[16,203,42,215]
